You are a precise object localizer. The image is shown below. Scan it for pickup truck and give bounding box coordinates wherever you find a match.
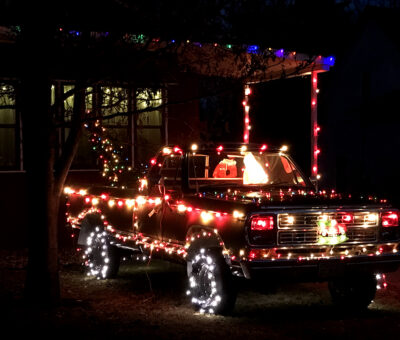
[65,143,400,314]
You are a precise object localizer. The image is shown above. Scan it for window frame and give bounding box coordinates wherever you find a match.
[0,81,22,172]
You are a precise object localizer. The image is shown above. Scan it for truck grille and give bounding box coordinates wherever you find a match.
[278,230,319,244]
[277,211,379,245]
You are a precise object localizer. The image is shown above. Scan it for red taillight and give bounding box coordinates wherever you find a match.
[251,216,274,231]
[341,213,354,223]
[382,212,399,227]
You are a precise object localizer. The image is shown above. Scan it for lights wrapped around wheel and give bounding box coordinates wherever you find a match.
[187,249,222,314]
[84,226,112,279]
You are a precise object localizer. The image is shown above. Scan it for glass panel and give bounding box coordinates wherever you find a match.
[160,155,182,188]
[0,128,15,168]
[70,129,98,169]
[136,89,162,126]
[137,110,162,126]
[51,85,55,106]
[63,85,75,122]
[101,87,128,125]
[106,127,130,149]
[137,128,162,163]
[86,87,93,112]
[187,151,304,189]
[0,84,16,124]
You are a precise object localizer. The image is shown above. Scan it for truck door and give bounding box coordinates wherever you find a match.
[137,151,183,241]
[159,153,187,244]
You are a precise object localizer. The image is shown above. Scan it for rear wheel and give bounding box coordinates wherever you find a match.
[84,226,120,279]
[186,248,237,315]
[328,274,377,310]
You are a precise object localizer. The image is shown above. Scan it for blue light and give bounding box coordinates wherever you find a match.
[171,40,175,43]
[247,45,259,53]
[325,56,335,66]
[275,49,284,58]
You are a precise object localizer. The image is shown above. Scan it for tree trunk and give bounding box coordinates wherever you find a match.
[21,24,60,306]
[22,85,61,305]
[20,22,87,305]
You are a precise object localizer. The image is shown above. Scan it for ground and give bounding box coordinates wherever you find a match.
[1,249,400,339]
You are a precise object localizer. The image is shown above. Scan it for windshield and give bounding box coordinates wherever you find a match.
[188,151,308,189]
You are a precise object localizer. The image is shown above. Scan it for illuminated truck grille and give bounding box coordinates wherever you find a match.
[277,212,379,245]
[278,230,319,244]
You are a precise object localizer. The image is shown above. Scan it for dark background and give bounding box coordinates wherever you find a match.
[1,1,400,247]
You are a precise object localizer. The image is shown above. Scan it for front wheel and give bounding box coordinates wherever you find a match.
[328,274,377,310]
[84,226,120,279]
[186,248,237,315]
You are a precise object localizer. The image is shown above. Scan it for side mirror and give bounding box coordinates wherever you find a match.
[148,173,161,187]
[158,177,165,196]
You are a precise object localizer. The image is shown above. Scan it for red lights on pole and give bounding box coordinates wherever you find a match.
[243,85,251,144]
[311,71,319,184]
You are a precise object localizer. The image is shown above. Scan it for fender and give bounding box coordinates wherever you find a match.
[185,224,226,260]
[78,213,104,246]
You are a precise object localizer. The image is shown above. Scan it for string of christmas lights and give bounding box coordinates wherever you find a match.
[52,28,337,74]
[85,120,133,186]
[65,185,398,266]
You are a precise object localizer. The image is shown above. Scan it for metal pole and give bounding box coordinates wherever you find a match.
[311,71,319,189]
[164,87,168,146]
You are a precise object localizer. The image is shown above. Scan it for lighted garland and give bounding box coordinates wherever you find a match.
[85,120,132,186]
[66,186,399,264]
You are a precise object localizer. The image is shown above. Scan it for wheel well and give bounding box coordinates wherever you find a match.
[185,225,226,261]
[78,213,104,246]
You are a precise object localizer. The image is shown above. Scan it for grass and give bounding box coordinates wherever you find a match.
[1,250,400,339]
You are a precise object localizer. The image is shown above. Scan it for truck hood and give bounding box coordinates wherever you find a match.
[200,187,391,210]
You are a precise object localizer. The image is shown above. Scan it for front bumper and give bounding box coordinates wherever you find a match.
[234,242,400,281]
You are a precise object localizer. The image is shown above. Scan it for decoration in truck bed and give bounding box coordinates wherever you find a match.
[242,152,269,184]
[212,158,237,178]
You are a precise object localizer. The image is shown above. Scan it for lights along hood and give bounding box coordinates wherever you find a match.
[198,188,391,210]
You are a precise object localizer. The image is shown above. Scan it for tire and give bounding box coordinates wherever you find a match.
[328,274,377,310]
[186,247,237,315]
[84,226,120,279]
